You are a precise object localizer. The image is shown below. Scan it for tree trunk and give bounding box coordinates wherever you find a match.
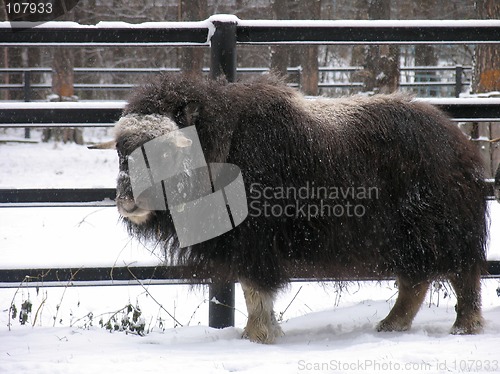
[362,0,399,94]
[178,0,207,77]
[52,48,74,99]
[472,0,500,178]
[297,0,321,96]
[350,0,369,93]
[270,0,291,78]
[414,0,437,97]
[43,12,83,144]
[473,0,500,94]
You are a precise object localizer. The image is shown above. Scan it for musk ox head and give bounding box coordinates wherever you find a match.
[96,75,233,236]
[113,113,194,225]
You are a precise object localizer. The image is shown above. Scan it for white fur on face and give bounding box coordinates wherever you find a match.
[125,211,152,225]
[114,113,181,141]
[114,113,182,224]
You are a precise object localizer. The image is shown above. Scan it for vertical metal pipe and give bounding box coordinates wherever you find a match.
[208,281,235,328]
[208,17,238,329]
[24,70,31,139]
[210,20,237,82]
[455,65,463,98]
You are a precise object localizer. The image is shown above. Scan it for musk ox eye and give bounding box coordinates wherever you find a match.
[119,159,127,169]
[173,102,201,127]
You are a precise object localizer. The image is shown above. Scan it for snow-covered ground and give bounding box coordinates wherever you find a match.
[1,129,499,373]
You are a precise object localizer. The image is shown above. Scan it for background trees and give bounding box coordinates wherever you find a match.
[1,0,498,173]
[472,0,500,177]
[0,0,485,100]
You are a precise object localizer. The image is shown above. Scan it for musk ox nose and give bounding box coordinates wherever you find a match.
[117,197,138,214]
[116,196,152,225]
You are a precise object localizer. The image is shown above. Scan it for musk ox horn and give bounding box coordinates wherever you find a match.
[171,134,192,148]
[88,140,117,150]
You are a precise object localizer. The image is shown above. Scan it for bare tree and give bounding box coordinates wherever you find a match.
[351,0,399,94]
[472,0,500,178]
[43,11,83,144]
[364,0,399,93]
[270,0,291,77]
[178,0,208,77]
[473,1,500,94]
[414,0,438,96]
[52,48,75,100]
[297,0,321,95]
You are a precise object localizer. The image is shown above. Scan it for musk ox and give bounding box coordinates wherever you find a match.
[106,74,488,343]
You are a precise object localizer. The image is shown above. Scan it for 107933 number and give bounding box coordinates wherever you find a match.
[5,2,53,15]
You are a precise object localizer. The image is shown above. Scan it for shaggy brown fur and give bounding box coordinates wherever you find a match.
[114,74,488,342]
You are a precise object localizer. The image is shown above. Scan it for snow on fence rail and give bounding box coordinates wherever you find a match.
[1,18,500,46]
[1,16,500,329]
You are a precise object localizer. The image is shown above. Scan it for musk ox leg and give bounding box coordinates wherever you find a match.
[240,280,283,344]
[377,276,430,332]
[449,265,483,335]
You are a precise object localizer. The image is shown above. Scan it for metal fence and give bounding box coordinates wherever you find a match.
[1,16,500,328]
[0,65,472,101]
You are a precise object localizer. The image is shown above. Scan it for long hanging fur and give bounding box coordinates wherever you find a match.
[115,73,488,293]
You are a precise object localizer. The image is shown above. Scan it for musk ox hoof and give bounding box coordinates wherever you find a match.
[451,319,484,335]
[376,319,411,333]
[242,322,284,344]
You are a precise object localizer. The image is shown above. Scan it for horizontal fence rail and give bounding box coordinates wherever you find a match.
[1,262,500,289]
[1,186,497,206]
[235,19,500,44]
[0,65,473,100]
[1,16,500,328]
[2,98,500,125]
[0,101,124,126]
[0,265,212,288]
[0,188,117,207]
[1,19,500,45]
[0,21,211,46]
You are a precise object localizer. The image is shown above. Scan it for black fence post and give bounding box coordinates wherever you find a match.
[455,65,463,98]
[208,282,236,328]
[23,70,31,139]
[210,17,237,82]
[208,16,238,329]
